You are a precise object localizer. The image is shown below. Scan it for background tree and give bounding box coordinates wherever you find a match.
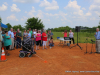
[0,17,2,23]
[98,21,100,29]
[25,17,44,30]
[13,25,25,31]
[6,23,12,30]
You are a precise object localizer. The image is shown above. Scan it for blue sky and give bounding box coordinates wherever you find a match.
[0,0,100,29]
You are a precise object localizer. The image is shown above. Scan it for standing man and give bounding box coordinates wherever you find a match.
[33,29,37,45]
[94,28,100,53]
[49,30,53,39]
[29,28,33,37]
[8,28,14,50]
[16,29,22,49]
[68,30,75,44]
[49,30,53,43]
[13,29,16,47]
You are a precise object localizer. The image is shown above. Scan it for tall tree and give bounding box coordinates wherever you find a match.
[25,17,44,30]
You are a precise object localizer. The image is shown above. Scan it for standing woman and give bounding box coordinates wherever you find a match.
[35,30,41,50]
[23,30,28,40]
[68,30,75,44]
[42,29,47,50]
[62,30,67,44]
[4,31,12,56]
[47,30,50,46]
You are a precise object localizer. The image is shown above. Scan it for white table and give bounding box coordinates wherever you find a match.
[58,37,71,47]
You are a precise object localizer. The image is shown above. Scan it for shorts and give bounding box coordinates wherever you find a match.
[51,37,53,39]
[6,46,10,50]
[36,40,41,46]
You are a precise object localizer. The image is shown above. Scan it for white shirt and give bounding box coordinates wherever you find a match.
[33,31,36,38]
[69,32,73,38]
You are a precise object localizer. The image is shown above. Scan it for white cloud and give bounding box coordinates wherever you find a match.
[39,0,59,10]
[25,11,27,13]
[13,0,40,3]
[85,12,92,16]
[36,10,44,19]
[27,6,36,17]
[4,2,8,5]
[90,17,96,20]
[95,11,100,16]
[64,0,84,16]
[89,0,100,16]
[64,0,80,10]
[93,0,100,5]
[45,11,67,21]
[7,14,18,21]
[82,7,86,10]
[0,4,7,11]
[11,4,21,12]
[21,16,28,21]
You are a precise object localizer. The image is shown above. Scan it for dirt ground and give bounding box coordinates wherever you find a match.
[0,41,100,75]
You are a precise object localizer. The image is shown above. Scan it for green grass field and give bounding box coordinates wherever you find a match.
[53,32,96,43]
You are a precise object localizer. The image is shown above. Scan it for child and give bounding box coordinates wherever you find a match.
[49,38,54,48]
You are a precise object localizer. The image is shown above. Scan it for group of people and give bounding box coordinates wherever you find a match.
[1,27,100,56]
[0,28,54,56]
[62,29,75,44]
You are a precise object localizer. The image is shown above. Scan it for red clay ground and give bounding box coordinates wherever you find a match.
[0,41,100,75]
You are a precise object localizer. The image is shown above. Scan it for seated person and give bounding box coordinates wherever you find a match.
[49,38,54,47]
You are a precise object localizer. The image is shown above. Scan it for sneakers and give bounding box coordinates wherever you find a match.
[50,47,52,49]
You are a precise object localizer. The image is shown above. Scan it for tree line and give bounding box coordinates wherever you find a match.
[47,25,100,32]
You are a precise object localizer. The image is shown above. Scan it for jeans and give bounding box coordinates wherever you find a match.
[16,38,21,48]
[33,38,36,45]
[49,43,54,47]
[69,38,75,44]
[39,40,42,46]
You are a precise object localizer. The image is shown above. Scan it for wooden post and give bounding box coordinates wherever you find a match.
[0,22,1,58]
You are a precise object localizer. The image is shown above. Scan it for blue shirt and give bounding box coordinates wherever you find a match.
[50,32,53,36]
[94,31,100,40]
[27,33,31,38]
[8,31,14,38]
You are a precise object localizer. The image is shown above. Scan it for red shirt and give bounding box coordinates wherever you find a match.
[42,32,47,41]
[64,32,67,37]
[13,32,16,40]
